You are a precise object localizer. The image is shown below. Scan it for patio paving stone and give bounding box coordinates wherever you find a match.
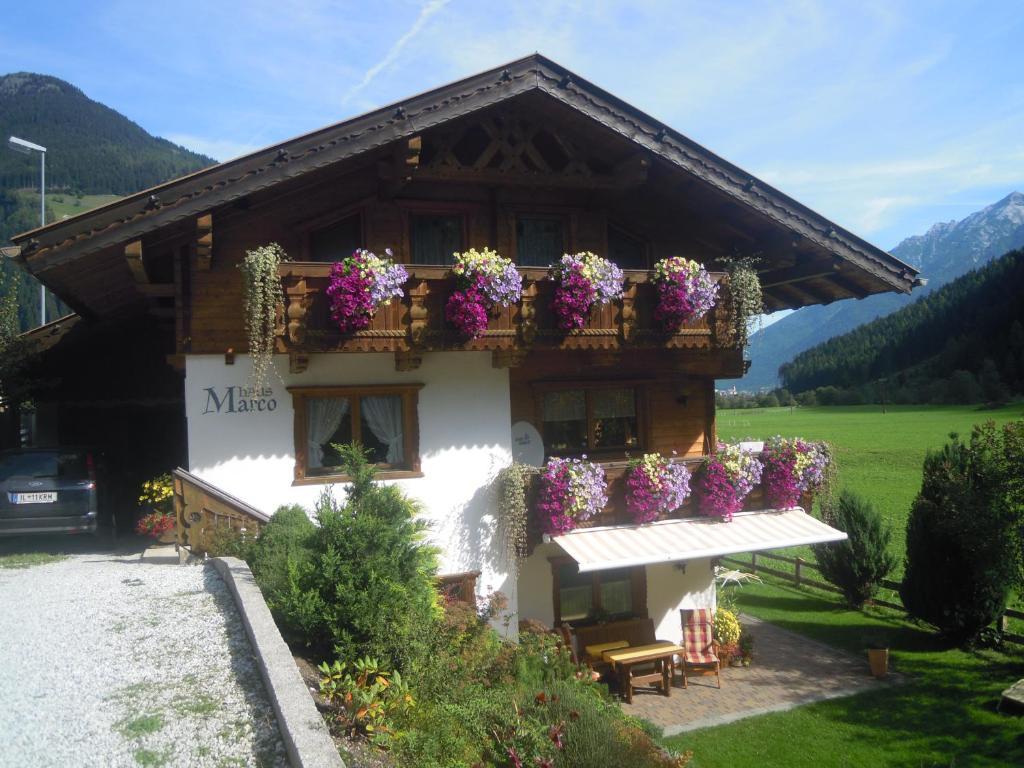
[621,613,898,736]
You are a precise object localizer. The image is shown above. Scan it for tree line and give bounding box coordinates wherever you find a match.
[773,249,1024,406]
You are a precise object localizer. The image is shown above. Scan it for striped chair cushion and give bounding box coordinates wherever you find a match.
[684,608,717,665]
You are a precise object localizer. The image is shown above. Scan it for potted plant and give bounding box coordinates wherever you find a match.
[136,473,175,544]
[698,442,763,521]
[864,632,890,679]
[738,630,755,667]
[713,606,741,666]
[549,252,624,332]
[445,247,522,339]
[535,456,608,535]
[651,256,718,332]
[624,451,691,524]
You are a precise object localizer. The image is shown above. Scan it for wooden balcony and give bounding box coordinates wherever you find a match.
[277,264,738,369]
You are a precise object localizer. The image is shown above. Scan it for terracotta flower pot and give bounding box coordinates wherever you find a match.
[867,648,889,678]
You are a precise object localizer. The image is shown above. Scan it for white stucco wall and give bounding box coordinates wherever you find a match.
[646,558,716,642]
[184,351,516,609]
[516,544,715,640]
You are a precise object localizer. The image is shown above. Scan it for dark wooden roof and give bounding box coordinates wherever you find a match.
[11,53,917,310]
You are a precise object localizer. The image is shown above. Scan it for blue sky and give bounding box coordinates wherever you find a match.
[3,0,1023,251]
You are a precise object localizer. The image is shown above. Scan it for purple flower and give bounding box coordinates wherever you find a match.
[698,443,763,521]
[652,257,718,332]
[445,286,489,339]
[448,248,522,339]
[549,253,624,332]
[537,457,608,534]
[625,453,692,524]
[761,436,831,508]
[326,249,407,335]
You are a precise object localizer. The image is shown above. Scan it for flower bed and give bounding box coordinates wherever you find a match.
[698,443,763,521]
[651,257,718,332]
[445,248,522,339]
[549,253,624,332]
[761,436,832,508]
[625,452,692,524]
[536,456,609,534]
[326,248,408,334]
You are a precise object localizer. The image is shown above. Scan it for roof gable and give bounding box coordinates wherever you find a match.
[12,54,916,301]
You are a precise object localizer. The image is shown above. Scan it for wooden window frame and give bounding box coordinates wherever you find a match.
[532,379,649,460]
[606,221,651,271]
[289,384,424,485]
[549,556,647,627]
[511,209,576,267]
[399,200,476,265]
[295,201,368,262]
[437,570,480,604]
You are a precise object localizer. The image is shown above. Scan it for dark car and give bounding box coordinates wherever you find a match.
[0,448,99,535]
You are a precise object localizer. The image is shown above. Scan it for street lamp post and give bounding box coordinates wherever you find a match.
[7,135,48,325]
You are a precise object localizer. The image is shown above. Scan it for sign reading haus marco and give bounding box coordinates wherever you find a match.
[202,385,277,415]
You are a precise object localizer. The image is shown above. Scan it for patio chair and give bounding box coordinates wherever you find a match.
[555,622,578,665]
[679,608,721,688]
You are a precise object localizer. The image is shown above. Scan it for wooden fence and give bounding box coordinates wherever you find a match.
[722,551,1024,645]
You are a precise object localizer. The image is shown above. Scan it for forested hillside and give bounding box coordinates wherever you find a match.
[0,72,214,330]
[778,249,1024,405]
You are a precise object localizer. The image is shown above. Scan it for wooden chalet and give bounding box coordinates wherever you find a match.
[10,55,916,638]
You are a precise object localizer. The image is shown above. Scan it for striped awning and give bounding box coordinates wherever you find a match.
[545,508,846,573]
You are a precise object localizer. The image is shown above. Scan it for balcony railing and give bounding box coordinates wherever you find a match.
[277,264,737,361]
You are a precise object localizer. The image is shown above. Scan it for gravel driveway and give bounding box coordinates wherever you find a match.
[0,552,287,768]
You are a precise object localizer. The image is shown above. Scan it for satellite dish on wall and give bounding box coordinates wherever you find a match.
[511,421,545,467]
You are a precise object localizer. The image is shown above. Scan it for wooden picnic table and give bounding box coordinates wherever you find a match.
[602,641,683,704]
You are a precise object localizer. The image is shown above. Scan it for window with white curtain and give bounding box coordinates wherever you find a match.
[289,385,422,481]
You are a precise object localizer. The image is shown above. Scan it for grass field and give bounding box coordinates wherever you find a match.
[659,403,1024,766]
[663,579,1024,767]
[717,403,1024,578]
[14,190,121,224]
[46,193,120,221]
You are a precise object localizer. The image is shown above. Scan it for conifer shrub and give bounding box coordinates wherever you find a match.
[249,445,440,669]
[899,422,1024,644]
[813,490,897,607]
[247,504,321,645]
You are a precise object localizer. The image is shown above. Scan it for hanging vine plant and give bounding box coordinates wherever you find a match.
[240,242,289,387]
[494,462,530,573]
[721,255,763,349]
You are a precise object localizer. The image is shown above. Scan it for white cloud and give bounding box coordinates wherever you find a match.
[342,0,452,104]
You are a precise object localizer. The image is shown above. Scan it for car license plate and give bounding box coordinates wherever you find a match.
[12,492,58,504]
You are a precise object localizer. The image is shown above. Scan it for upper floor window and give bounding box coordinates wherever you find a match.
[308,212,363,262]
[410,213,464,265]
[289,385,422,483]
[540,385,640,456]
[608,224,648,270]
[516,215,565,267]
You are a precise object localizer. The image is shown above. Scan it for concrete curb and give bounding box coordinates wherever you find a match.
[212,557,345,768]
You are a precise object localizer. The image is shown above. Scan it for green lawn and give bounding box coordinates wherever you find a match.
[663,579,1024,767]
[0,552,65,569]
[14,190,121,224]
[717,403,1024,577]
[661,404,1024,765]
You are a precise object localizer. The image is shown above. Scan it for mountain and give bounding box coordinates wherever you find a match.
[0,72,215,330]
[0,72,214,194]
[738,191,1024,391]
[779,248,1024,402]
